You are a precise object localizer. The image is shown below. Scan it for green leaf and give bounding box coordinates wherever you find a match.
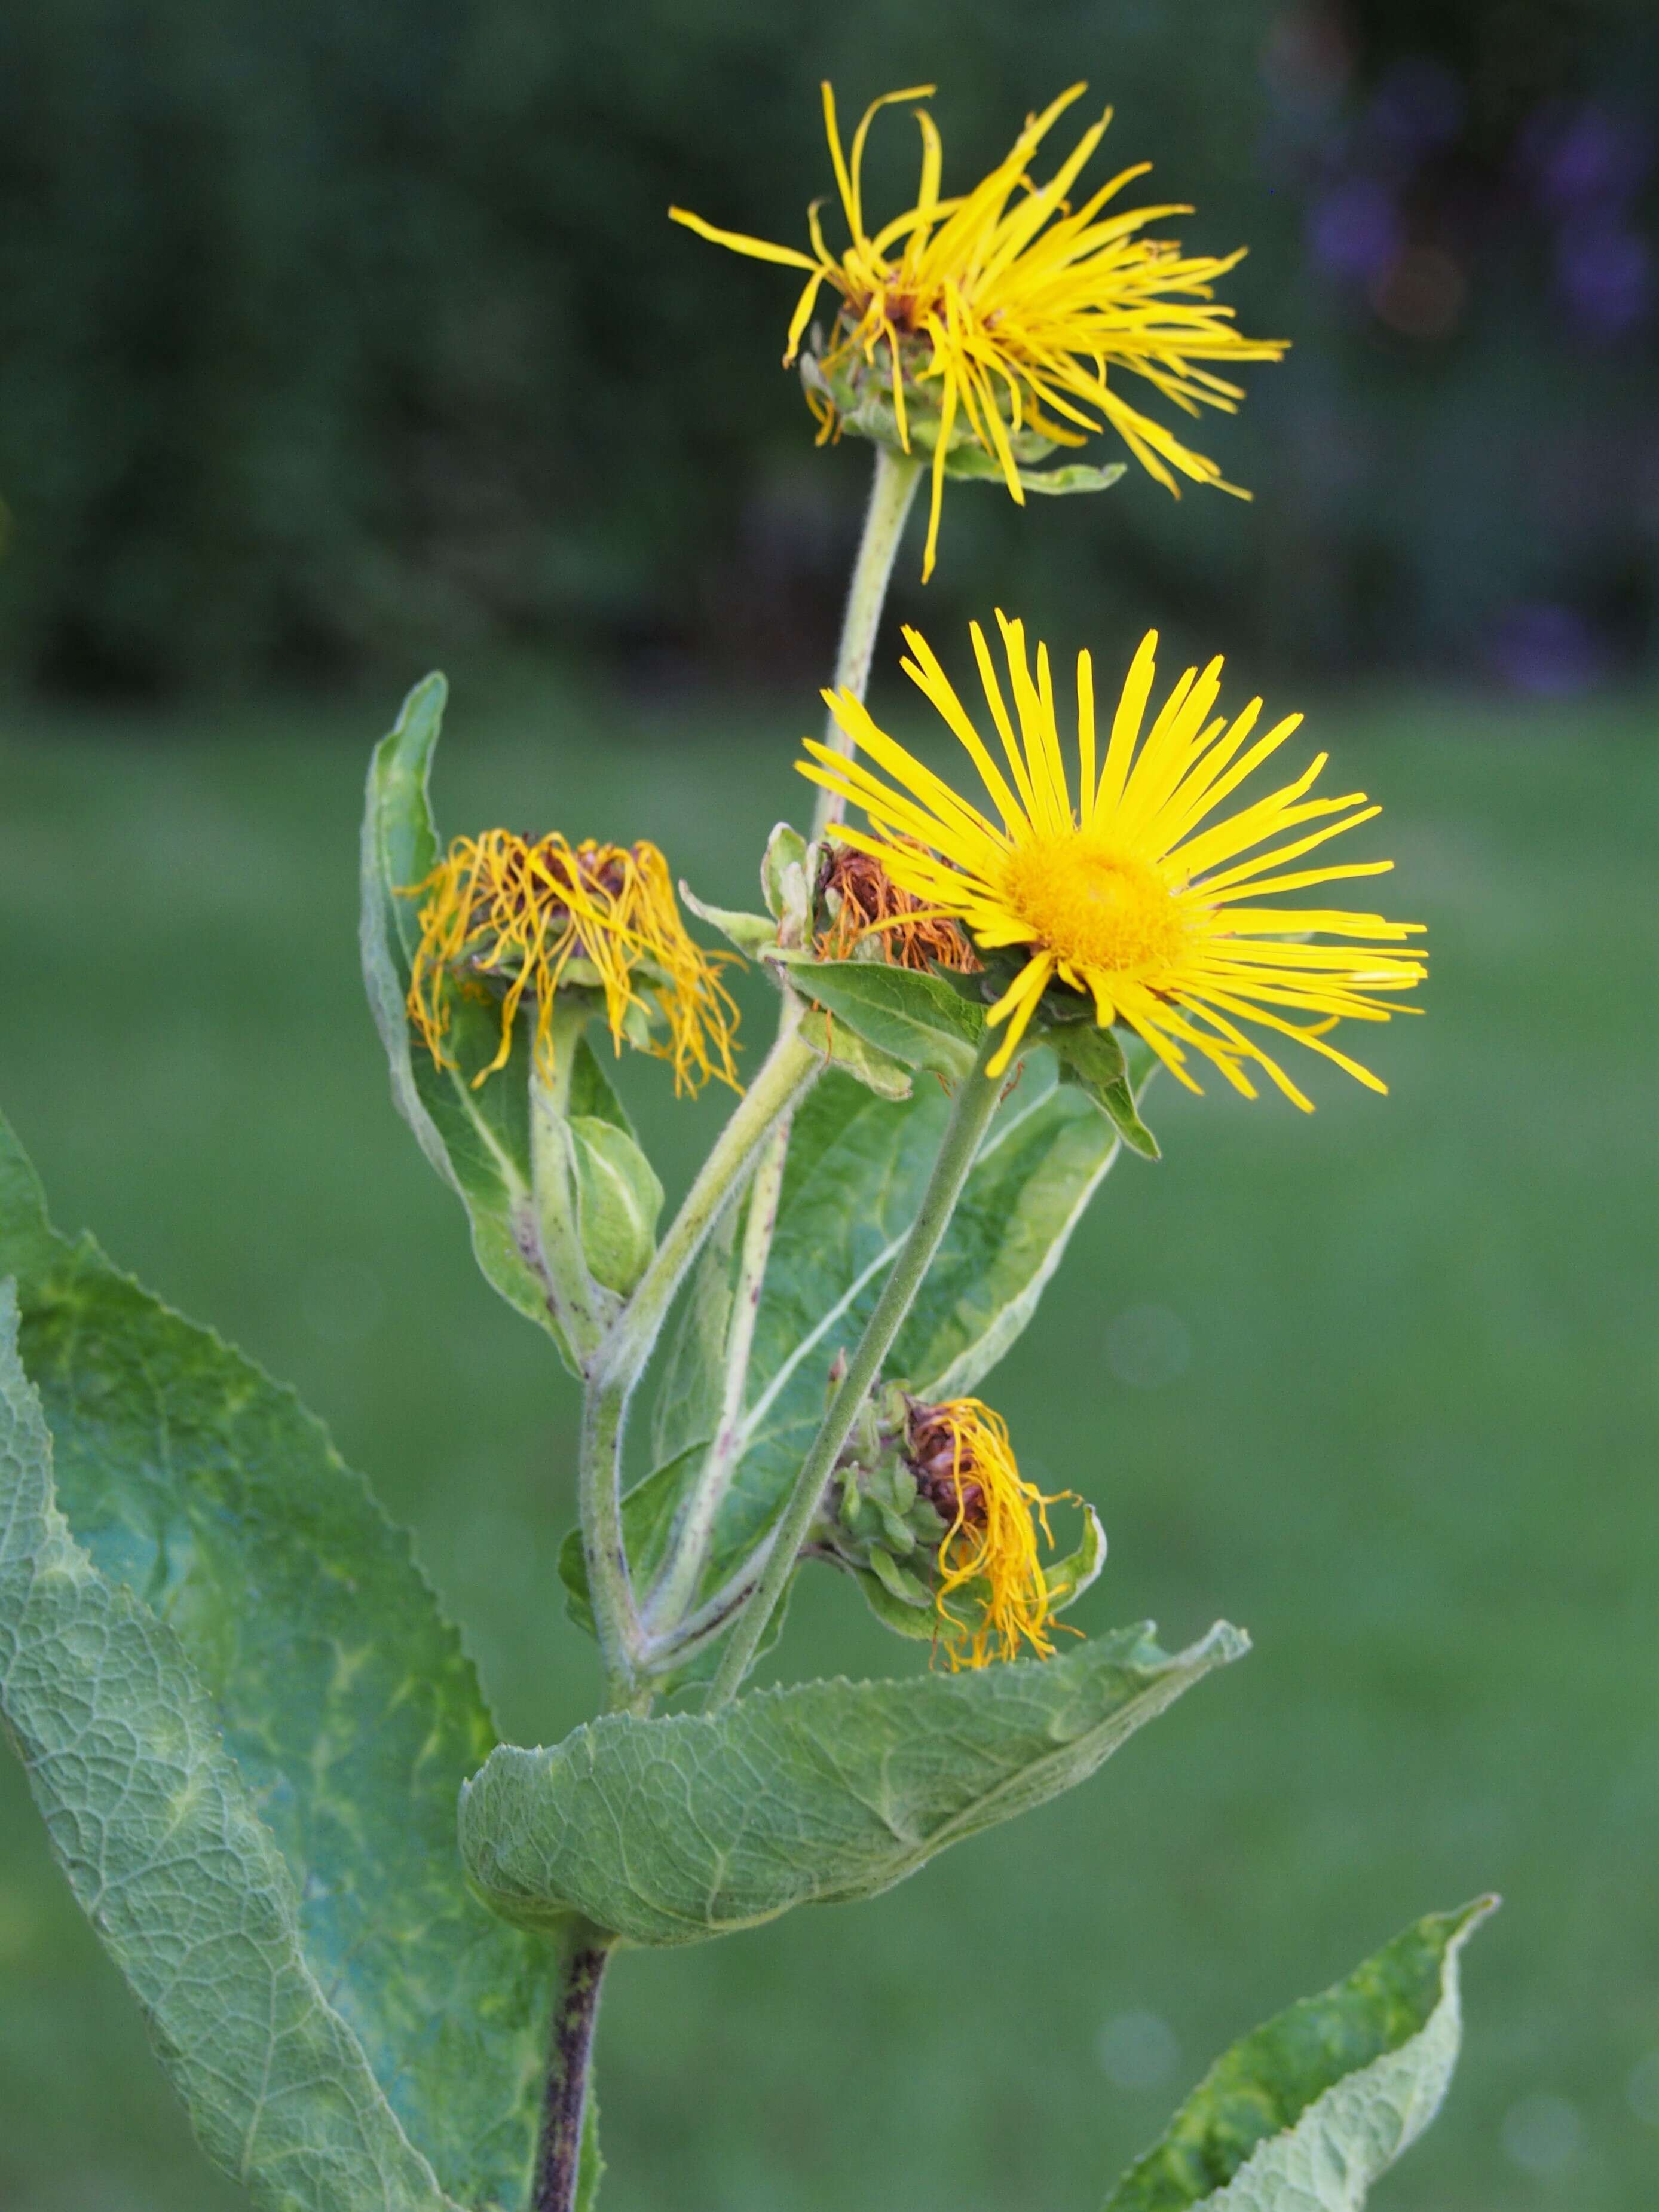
[360,671,580,1369]
[0,1284,461,2212]
[761,822,810,928]
[943,443,1128,496]
[779,956,985,1076]
[567,1115,664,1295]
[0,1112,552,2209]
[678,881,776,959]
[1049,1024,1161,1160]
[798,1005,914,1100]
[642,1060,1127,1638]
[1103,1899,1499,2212]
[461,1620,1245,1945]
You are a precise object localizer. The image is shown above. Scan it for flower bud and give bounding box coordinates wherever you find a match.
[812,1386,1104,1666]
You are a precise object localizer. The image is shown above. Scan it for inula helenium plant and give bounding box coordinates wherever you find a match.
[1,77,1493,2212]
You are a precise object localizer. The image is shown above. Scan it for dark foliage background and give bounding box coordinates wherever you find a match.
[1,0,1655,696]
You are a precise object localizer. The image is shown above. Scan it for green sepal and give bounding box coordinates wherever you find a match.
[838,1496,1106,1647]
[775,954,986,1077]
[866,1542,929,1605]
[1048,1023,1161,1160]
[679,880,776,960]
[942,442,1128,496]
[460,1620,1247,1945]
[566,1116,664,1296]
[1103,1898,1498,2211]
[360,672,580,1372]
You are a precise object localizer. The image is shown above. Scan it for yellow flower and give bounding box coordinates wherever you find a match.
[799,619,1426,1105]
[406,830,739,1096]
[670,82,1285,579]
[906,1396,1073,1668]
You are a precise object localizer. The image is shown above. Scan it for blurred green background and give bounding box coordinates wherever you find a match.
[1,1,1657,2210]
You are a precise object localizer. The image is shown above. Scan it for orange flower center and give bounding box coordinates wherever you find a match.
[1000,834,1190,979]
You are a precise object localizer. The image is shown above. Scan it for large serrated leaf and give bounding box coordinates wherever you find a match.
[0,1284,460,2212]
[1103,1898,1498,2212]
[360,671,578,1367]
[460,1620,1245,1946]
[0,1112,552,2210]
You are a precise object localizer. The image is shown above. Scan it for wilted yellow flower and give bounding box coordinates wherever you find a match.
[800,619,1425,1103]
[905,1396,1072,1668]
[670,82,1285,577]
[814,838,980,971]
[406,830,739,1096]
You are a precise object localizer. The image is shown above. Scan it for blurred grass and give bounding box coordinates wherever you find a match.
[0,663,1655,2212]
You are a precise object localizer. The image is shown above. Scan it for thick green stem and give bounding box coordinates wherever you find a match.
[579,1029,820,1705]
[532,1926,611,2212]
[810,444,922,839]
[707,1032,1005,1706]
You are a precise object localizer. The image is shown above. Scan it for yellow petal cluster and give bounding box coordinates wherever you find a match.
[671,82,1285,577]
[800,620,1426,1103]
[909,1397,1072,1669]
[405,830,739,1096]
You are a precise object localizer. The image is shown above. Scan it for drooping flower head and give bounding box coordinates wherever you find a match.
[670,82,1286,577]
[799,621,1426,1103]
[406,830,740,1096]
[905,1396,1074,1669]
[815,838,980,972]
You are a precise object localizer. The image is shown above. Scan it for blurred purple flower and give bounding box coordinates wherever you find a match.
[1556,225,1651,339]
[1522,101,1651,214]
[1488,604,1606,697]
[1308,178,1400,280]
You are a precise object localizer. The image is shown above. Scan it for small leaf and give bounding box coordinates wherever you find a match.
[0,1286,459,2212]
[1049,1024,1161,1160]
[761,822,810,929]
[679,880,776,959]
[567,1116,664,1295]
[943,443,1128,496]
[360,674,579,1369]
[798,1005,914,1100]
[460,1620,1245,1945]
[1102,1898,1499,2212]
[779,956,985,1077]
[0,1112,551,2208]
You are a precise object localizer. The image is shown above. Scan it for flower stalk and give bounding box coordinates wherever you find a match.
[810,444,922,836]
[579,1027,821,1706]
[707,1024,1007,1706]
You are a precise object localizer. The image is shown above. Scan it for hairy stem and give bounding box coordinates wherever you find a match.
[580,1029,820,1705]
[641,449,920,1644]
[644,1006,800,1631]
[810,444,922,839]
[532,1929,611,2212]
[707,1030,1005,1705]
[527,1012,612,1370]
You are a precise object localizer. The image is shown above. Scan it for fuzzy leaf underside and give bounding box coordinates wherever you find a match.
[782,957,985,1076]
[0,1286,459,2212]
[1103,1900,1498,2212]
[0,1113,550,2210]
[361,671,579,1367]
[460,1620,1245,1947]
